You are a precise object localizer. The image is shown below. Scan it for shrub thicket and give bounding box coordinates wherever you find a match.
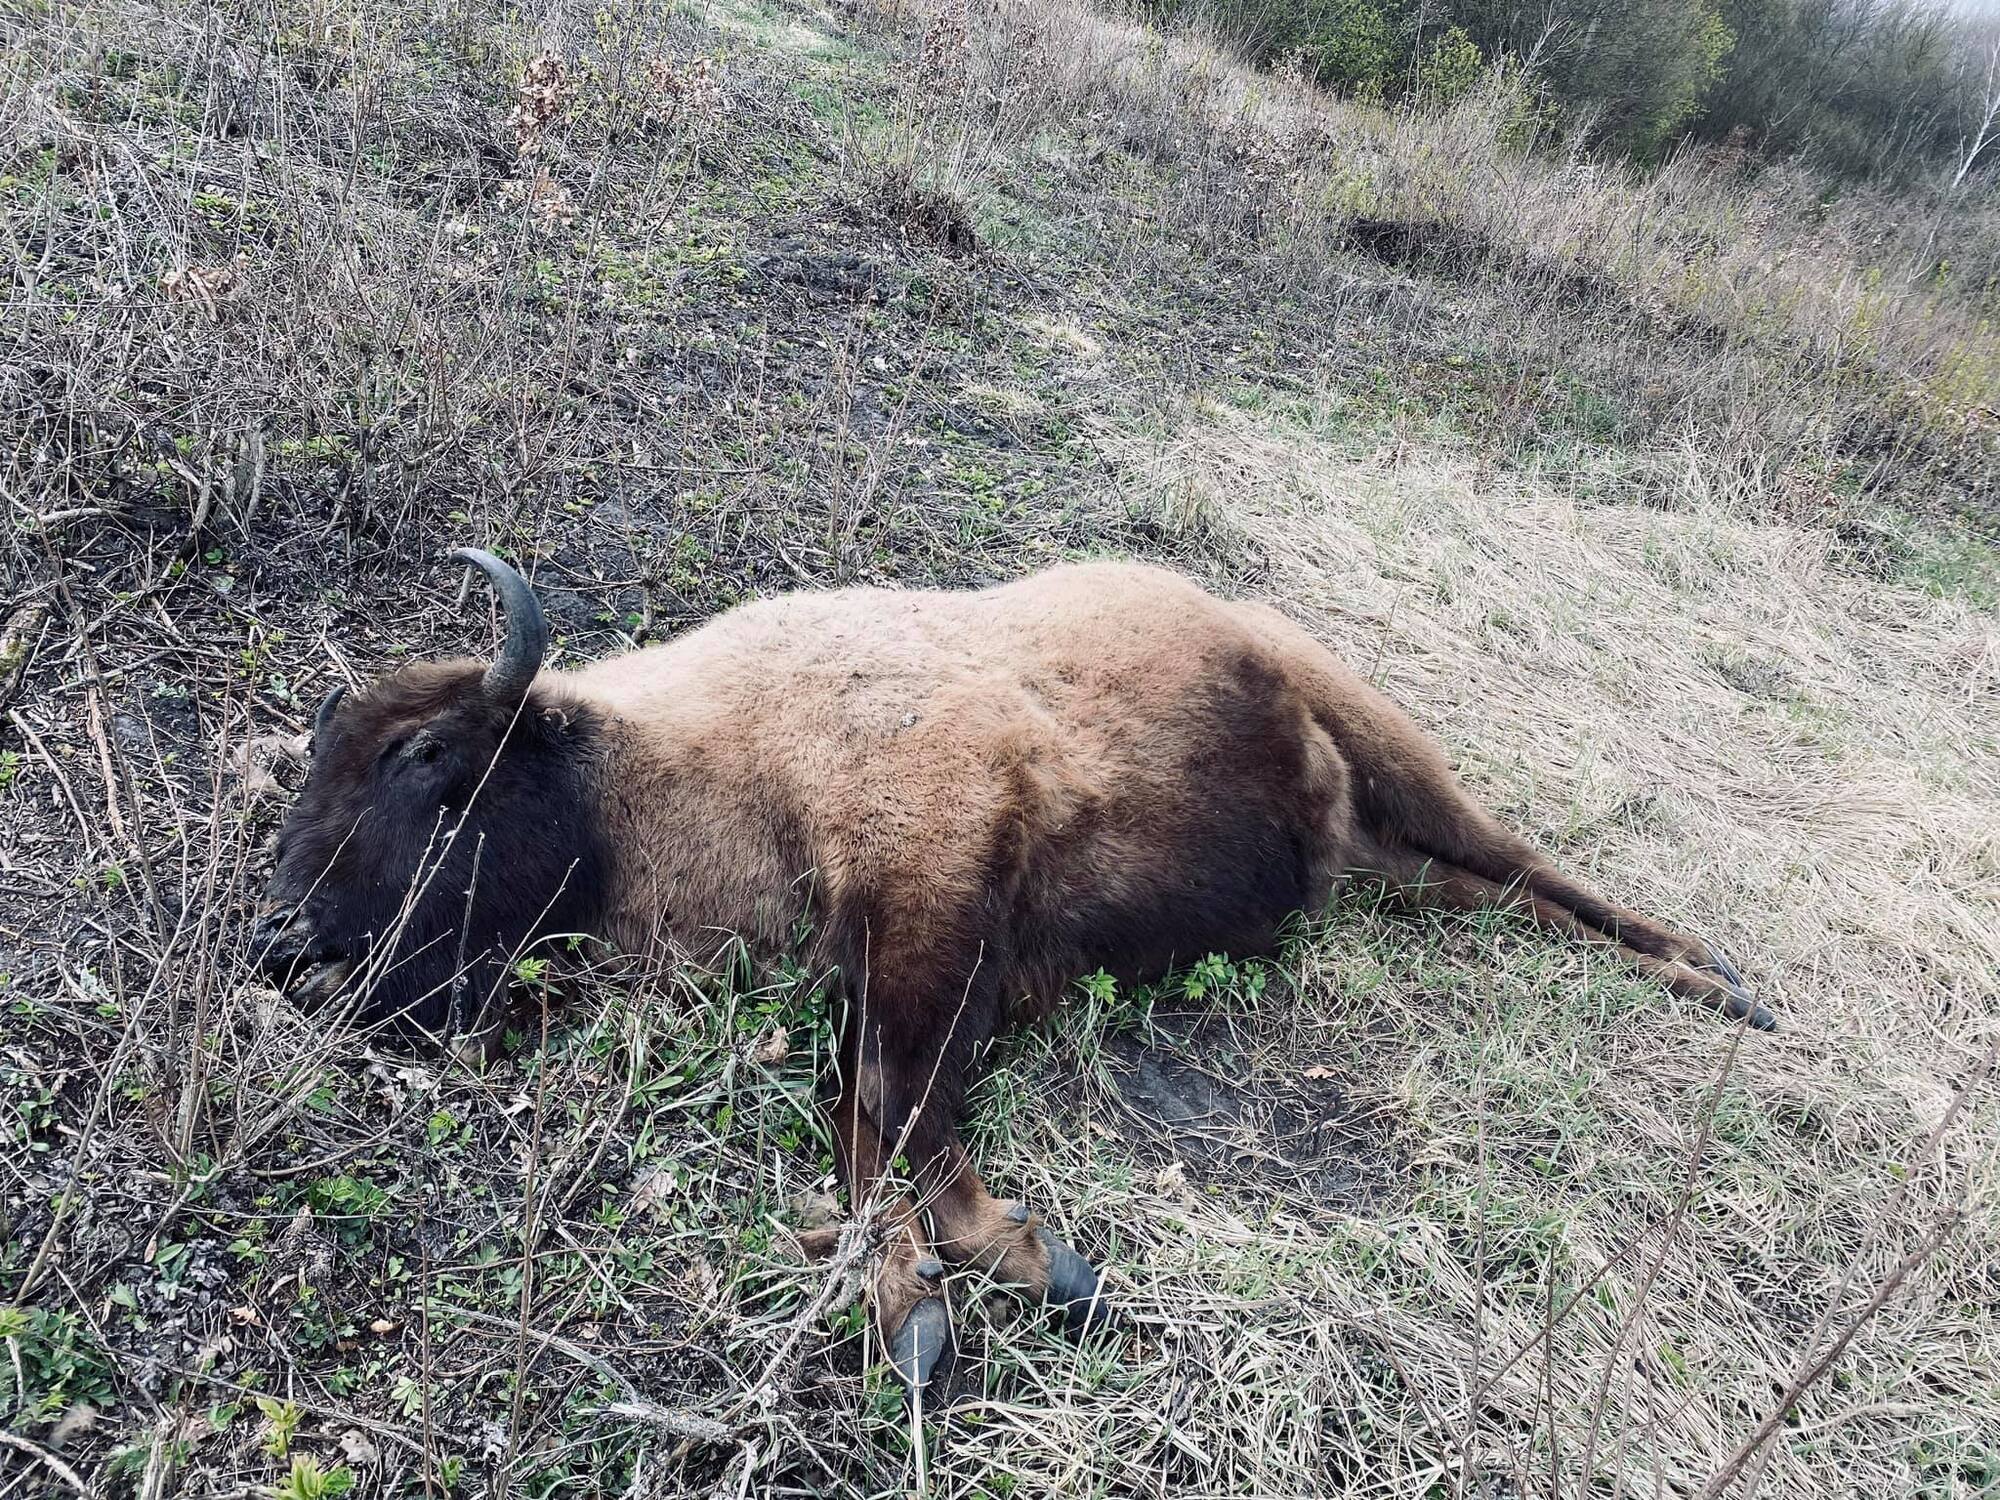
[1161,0,2000,176]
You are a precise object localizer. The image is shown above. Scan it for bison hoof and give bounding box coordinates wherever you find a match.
[888,1296,953,1407]
[1034,1226,1112,1334]
[1703,939,1777,1031]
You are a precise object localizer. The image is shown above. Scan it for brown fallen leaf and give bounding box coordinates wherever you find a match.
[227,732,307,802]
[339,1429,380,1467]
[790,1188,841,1229]
[751,1026,790,1065]
[160,252,249,318]
[48,1404,97,1451]
[630,1164,679,1218]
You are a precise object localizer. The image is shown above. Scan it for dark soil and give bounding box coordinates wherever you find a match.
[1103,1015,1397,1214]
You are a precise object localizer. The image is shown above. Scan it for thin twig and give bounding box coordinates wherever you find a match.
[738,1216,877,1411]
[1578,1017,1750,1484]
[6,708,99,858]
[1696,1209,1964,1500]
[446,1305,738,1448]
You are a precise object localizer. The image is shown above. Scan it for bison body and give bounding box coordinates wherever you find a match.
[587,565,1358,1022]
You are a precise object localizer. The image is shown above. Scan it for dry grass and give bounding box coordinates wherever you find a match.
[1128,399,2000,1031]
[2,0,1998,1495]
[886,0,2000,533]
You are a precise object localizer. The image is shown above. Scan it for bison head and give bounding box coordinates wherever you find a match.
[254,549,609,1038]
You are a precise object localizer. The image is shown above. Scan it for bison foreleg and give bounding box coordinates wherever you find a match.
[814,1084,955,1408]
[923,1149,1113,1334]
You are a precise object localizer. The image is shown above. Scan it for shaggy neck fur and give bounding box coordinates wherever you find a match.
[582,704,819,970]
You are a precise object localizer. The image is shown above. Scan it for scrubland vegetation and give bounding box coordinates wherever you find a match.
[1,0,1996,1495]
[1154,0,2000,175]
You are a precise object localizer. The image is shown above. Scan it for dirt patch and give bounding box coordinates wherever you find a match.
[1098,1012,1400,1214]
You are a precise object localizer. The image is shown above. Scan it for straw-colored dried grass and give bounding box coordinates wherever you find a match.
[961,0,2000,406]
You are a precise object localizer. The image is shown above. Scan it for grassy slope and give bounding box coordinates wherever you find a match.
[1,0,1997,1496]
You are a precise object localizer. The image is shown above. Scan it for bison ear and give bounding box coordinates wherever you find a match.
[452,548,548,706]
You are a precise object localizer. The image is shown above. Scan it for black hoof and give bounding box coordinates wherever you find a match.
[888,1296,952,1406]
[1034,1226,1113,1334]
[1703,940,1777,1031]
[1701,940,1747,992]
[1733,995,1779,1032]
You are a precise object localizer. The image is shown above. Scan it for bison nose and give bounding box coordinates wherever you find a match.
[252,903,309,975]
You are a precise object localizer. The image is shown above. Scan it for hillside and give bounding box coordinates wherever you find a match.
[2,0,1997,1496]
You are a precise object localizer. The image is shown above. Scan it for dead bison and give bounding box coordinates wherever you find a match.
[256,548,1769,1399]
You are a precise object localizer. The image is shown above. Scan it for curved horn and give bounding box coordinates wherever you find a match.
[312,685,346,744]
[451,547,548,703]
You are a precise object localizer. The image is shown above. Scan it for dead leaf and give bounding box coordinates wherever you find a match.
[49,1404,97,1451]
[160,252,249,318]
[339,1429,380,1467]
[751,1026,790,1065]
[194,1331,235,1369]
[236,984,285,1026]
[630,1164,679,1218]
[1303,1065,1337,1080]
[682,1257,721,1301]
[227,733,305,802]
[790,1188,841,1228]
[363,1066,403,1105]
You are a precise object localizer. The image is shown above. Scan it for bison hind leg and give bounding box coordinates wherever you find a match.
[1694,938,1774,1031]
[1358,845,1777,1030]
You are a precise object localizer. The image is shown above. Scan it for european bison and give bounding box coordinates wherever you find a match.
[257,549,1768,1400]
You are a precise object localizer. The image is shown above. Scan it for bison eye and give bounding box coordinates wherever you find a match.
[380,734,444,770]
